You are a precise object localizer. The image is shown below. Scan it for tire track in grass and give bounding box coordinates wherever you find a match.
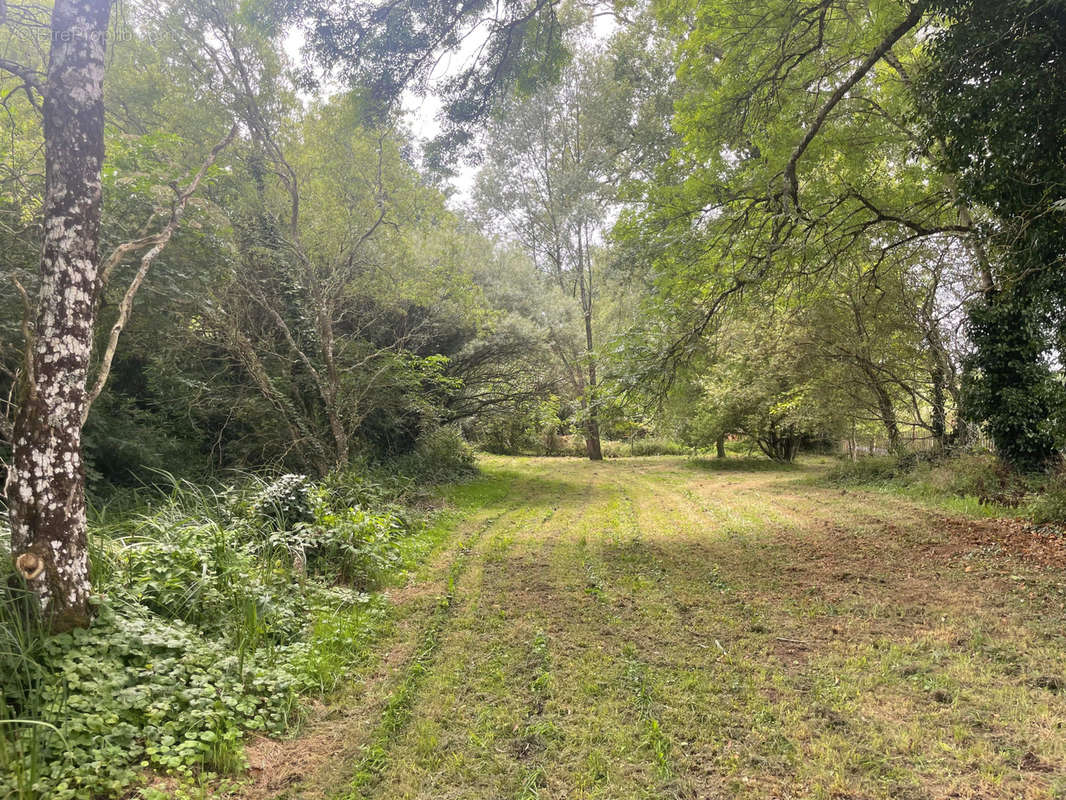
[335,502,521,800]
[554,465,685,794]
[335,465,573,800]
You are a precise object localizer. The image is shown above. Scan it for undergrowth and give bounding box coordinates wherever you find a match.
[0,443,476,800]
[823,452,1066,521]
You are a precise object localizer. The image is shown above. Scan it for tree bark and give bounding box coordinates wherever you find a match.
[930,362,947,448]
[5,0,110,632]
[716,434,726,459]
[857,362,902,454]
[577,226,602,461]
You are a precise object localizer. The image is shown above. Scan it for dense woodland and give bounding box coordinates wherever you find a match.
[1,0,1065,797]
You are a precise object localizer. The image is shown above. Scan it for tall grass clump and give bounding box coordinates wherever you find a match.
[824,452,1066,520]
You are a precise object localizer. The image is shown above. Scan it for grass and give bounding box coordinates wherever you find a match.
[220,457,1066,798]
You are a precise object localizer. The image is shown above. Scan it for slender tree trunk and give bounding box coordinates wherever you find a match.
[859,363,902,454]
[583,354,603,461]
[576,226,602,461]
[930,363,947,448]
[5,0,110,632]
[875,389,902,454]
[716,434,726,459]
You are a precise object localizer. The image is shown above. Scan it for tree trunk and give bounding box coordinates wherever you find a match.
[583,354,603,461]
[930,362,947,449]
[576,231,602,462]
[860,364,902,454]
[5,0,110,632]
[716,434,726,459]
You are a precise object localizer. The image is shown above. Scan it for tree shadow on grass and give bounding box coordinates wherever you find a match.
[452,466,614,512]
[687,457,802,473]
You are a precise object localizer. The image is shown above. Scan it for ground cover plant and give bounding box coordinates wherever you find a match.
[0,445,475,799]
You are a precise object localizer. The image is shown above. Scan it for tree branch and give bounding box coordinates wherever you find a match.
[783,2,927,212]
[83,124,237,422]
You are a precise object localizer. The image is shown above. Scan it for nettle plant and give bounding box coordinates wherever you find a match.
[247,474,317,531]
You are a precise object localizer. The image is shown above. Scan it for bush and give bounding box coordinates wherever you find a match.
[392,426,477,482]
[298,506,408,588]
[625,437,688,457]
[247,474,315,530]
[823,452,1062,513]
[542,433,587,457]
[824,456,901,486]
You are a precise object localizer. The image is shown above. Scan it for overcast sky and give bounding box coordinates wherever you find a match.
[285,13,617,210]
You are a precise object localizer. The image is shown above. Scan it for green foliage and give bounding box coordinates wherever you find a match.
[0,608,296,799]
[0,454,462,798]
[824,453,1066,519]
[962,291,1063,471]
[686,319,843,462]
[472,398,563,455]
[1028,472,1066,525]
[297,506,408,589]
[918,0,1066,470]
[247,474,316,530]
[390,427,477,483]
[824,456,903,487]
[601,438,689,458]
[282,0,569,168]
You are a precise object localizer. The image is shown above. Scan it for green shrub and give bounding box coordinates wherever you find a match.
[247,474,315,530]
[625,437,688,457]
[542,433,589,457]
[319,467,412,511]
[297,506,408,588]
[824,456,901,486]
[392,426,477,482]
[1029,473,1066,523]
[823,452,1059,513]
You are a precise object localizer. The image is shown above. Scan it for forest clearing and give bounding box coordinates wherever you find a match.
[235,456,1066,800]
[3,0,1066,797]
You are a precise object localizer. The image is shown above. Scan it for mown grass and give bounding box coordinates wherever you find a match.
[270,454,1066,800]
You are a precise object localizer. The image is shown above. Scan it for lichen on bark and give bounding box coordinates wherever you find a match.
[5,0,111,633]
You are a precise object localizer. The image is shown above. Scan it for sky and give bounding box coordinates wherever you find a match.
[285,11,618,210]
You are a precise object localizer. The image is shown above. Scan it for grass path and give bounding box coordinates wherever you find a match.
[255,456,1066,800]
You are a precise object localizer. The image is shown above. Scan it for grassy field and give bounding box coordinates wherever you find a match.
[241,455,1066,800]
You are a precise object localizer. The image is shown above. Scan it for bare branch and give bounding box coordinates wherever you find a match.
[83,124,238,422]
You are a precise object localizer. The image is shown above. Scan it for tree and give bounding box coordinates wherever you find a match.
[1,0,113,632]
[695,318,842,462]
[611,0,991,456]
[1,0,233,630]
[917,0,1066,470]
[280,0,579,166]
[475,27,671,459]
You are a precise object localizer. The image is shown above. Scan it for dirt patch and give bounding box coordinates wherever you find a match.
[769,635,815,670]
[933,518,1066,569]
